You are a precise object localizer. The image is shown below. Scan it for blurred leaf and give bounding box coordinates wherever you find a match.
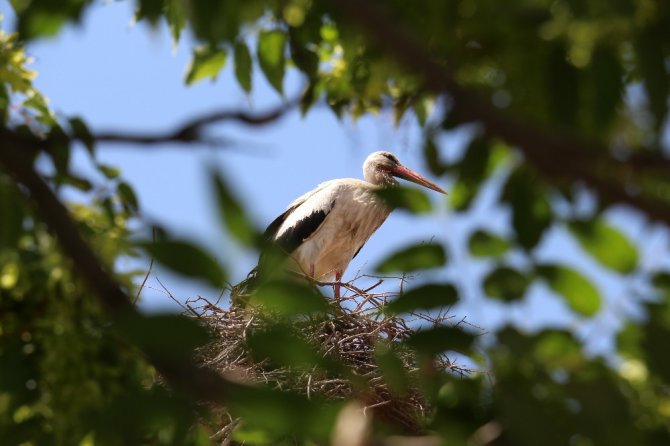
[449,137,491,212]
[386,283,458,314]
[537,264,600,317]
[502,168,552,250]
[165,0,186,43]
[68,116,94,155]
[483,266,531,301]
[117,181,139,213]
[568,219,638,274]
[247,325,332,370]
[651,271,670,299]
[96,163,121,180]
[46,124,70,175]
[468,230,510,257]
[635,25,669,131]
[258,30,287,94]
[407,326,474,355]
[136,0,163,24]
[211,170,258,247]
[641,301,670,382]
[423,133,449,176]
[138,239,226,287]
[533,331,583,370]
[375,186,432,214]
[14,0,90,40]
[374,341,409,395]
[227,384,338,439]
[375,243,446,273]
[117,313,211,363]
[234,40,253,92]
[185,45,227,85]
[252,280,329,316]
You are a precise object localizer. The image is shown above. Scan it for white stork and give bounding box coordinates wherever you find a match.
[235,151,445,302]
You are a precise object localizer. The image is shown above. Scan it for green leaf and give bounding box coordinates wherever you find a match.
[386,283,458,314]
[651,272,670,299]
[568,219,638,274]
[117,182,139,213]
[483,266,531,301]
[502,167,552,250]
[537,264,601,317]
[136,0,163,24]
[138,239,226,288]
[117,313,211,363]
[96,163,121,180]
[165,0,186,43]
[374,342,409,395]
[185,45,227,85]
[68,117,94,155]
[227,384,337,439]
[375,243,446,273]
[246,326,330,370]
[468,230,510,257]
[211,171,258,247]
[252,280,329,316]
[407,326,474,355]
[257,30,287,94]
[374,186,432,214]
[449,137,491,212]
[234,40,253,93]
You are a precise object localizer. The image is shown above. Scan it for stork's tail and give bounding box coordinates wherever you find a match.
[230,267,260,308]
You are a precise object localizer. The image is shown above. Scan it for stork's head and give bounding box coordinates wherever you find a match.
[363,151,446,193]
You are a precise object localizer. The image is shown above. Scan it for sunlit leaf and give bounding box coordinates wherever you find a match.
[568,219,638,274]
[138,239,226,287]
[234,40,253,93]
[258,30,287,94]
[407,326,474,355]
[468,230,510,257]
[374,186,432,214]
[211,170,258,247]
[483,266,530,301]
[185,45,227,85]
[449,137,491,212]
[375,243,446,273]
[537,264,600,317]
[386,283,458,314]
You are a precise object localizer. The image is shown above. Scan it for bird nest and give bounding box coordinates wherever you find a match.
[182,275,478,442]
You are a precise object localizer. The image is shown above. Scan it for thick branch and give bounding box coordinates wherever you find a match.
[0,134,236,404]
[329,0,670,225]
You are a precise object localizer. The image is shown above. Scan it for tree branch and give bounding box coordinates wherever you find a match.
[328,0,670,225]
[92,100,297,146]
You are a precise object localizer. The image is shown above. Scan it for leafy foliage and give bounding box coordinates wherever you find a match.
[3,0,670,444]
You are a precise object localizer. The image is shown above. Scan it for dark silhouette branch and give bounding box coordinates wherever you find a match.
[328,0,670,225]
[0,131,239,404]
[92,100,297,146]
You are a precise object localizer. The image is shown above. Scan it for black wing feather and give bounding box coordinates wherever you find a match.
[273,200,334,253]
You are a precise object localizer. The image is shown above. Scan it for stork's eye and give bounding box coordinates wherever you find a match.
[383,153,397,163]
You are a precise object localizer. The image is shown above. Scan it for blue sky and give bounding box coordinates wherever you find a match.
[2,1,660,354]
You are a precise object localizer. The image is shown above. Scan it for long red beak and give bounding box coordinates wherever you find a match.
[392,164,446,194]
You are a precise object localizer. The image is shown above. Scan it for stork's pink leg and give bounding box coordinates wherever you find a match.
[334,270,343,299]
